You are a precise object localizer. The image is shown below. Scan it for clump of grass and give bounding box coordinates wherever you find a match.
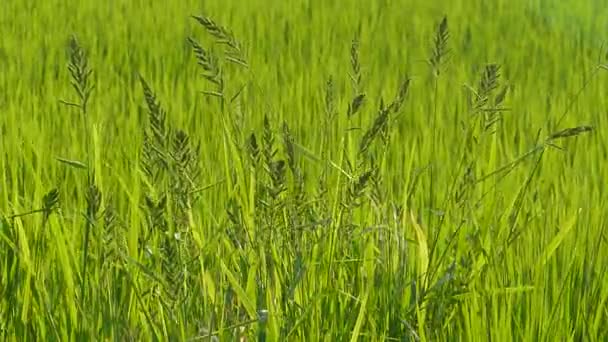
[138,75,203,319]
[1,6,605,342]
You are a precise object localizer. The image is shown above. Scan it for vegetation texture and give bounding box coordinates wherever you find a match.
[1,0,607,340]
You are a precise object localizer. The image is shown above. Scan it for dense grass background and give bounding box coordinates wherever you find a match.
[1,0,608,340]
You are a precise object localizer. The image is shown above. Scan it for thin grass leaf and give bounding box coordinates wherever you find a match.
[56,157,88,170]
[547,126,594,141]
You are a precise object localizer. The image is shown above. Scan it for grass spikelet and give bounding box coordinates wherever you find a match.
[144,194,168,233]
[428,16,450,76]
[170,129,202,226]
[61,35,95,112]
[347,93,366,118]
[359,106,390,156]
[494,84,509,108]
[346,168,375,208]
[262,115,277,168]
[41,188,60,224]
[102,201,117,231]
[474,64,507,132]
[100,199,127,263]
[247,132,261,166]
[348,35,366,117]
[187,37,223,87]
[266,159,286,203]
[191,15,248,67]
[350,35,362,92]
[140,76,170,154]
[325,76,336,119]
[139,76,169,152]
[389,77,412,114]
[139,75,171,180]
[85,181,102,223]
[170,130,201,189]
[261,115,286,201]
[160,233,182,302]
[476,64,501,110]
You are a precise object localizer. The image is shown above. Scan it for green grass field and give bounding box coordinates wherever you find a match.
[1,0,607,340]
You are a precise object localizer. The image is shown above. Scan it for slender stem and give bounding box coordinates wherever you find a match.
[79,73,94,332]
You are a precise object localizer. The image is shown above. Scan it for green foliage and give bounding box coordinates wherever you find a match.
[0,1,606,341]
